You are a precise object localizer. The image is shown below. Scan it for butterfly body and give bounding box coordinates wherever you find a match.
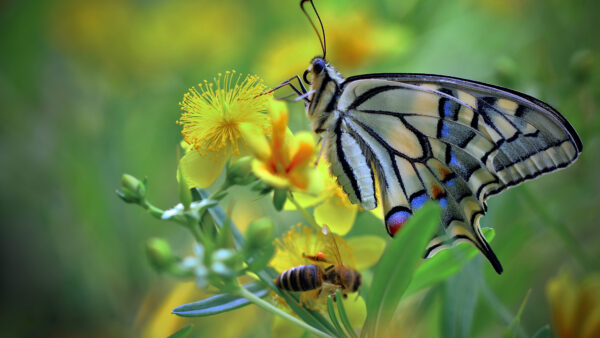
[303,57,582,274]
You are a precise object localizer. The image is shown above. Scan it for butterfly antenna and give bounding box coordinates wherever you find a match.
[300,0,327,59]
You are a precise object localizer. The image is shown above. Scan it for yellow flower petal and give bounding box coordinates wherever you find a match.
[251,160,290,189]
[346,235,387,270]
[178,149,227,188]
[340,295,367,329]
[314,194,357,236]
[239,122,271,161]
[288,132,316,169]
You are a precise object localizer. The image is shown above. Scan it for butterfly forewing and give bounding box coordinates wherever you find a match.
[324,73,581,273]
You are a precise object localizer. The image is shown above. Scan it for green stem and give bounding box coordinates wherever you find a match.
[208,183,230,201]
[237,286,331,338]
[287,192,319,229]
[142,200,164,220]
[187,221,203,243]
[520,187,595,270]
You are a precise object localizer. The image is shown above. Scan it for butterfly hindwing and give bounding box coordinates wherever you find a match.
[329,73,582,273]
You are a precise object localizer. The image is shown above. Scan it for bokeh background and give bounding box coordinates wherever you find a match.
[1,0,599,336]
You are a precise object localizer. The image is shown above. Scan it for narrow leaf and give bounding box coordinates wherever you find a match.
[336,290,358,338]
[532,325,551,338]
[364,202,441,337]
[503,289,532,338]
[441,259,481,338]
[168,324,193,338]
[327,296,347,338]
[172,282,267,317]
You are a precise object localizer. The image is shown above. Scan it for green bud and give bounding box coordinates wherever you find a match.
[145,238,175,272]
[272,188,287,211]
[117,174,146,204]
[245,218,275,250]
[225,156,256,187]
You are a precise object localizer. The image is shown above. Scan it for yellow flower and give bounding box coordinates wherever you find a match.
[241,100,321,192]
[270,224,385,331]
[546,269,600,338]
[177,71,271,188]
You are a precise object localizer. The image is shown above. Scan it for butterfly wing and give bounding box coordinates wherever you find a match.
[327,73,582,273]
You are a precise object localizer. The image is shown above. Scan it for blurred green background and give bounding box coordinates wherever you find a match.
[1,0,598,336]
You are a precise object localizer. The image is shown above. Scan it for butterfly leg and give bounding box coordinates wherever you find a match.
[264,75,310,102]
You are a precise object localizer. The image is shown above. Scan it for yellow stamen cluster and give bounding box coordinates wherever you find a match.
[178,70,271,156]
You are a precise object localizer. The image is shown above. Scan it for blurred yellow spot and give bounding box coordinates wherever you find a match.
[546,269,600,338]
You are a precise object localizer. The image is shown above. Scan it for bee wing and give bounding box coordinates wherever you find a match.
[318,225,357,268]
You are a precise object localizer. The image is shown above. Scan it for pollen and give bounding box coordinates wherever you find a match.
[178,70,271,156]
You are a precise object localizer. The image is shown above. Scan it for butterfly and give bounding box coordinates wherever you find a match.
[275,0,582,274]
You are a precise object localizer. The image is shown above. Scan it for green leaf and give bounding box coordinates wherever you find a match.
[196,189,246,248]
[405,228,496,296]
[441,259,481,338]
[168,324,193,338]
[336,290,358,338]
[217,215,234,249]
[327,296,347,338]
[246,245,275,273]
[532,325,551,338]
[273,188,288,211]
[503,289,532,338]
[363,202,441,338]
[172,281,268,317]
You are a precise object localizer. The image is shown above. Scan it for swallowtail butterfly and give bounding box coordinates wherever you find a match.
[276,0,582,273]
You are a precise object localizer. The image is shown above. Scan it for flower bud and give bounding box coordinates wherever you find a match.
[117,174,146,204]
[245,218,275,250]
[145,238,175,272]
[225,156,256,186]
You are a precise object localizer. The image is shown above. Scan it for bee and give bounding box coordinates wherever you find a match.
[275,226,361,299]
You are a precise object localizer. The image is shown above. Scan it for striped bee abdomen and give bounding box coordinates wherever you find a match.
[275,264,324,292]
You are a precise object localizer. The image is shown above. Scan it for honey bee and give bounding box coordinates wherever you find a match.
[275,225,361,299]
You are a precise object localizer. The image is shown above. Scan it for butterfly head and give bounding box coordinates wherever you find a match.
[303,57,343,88]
